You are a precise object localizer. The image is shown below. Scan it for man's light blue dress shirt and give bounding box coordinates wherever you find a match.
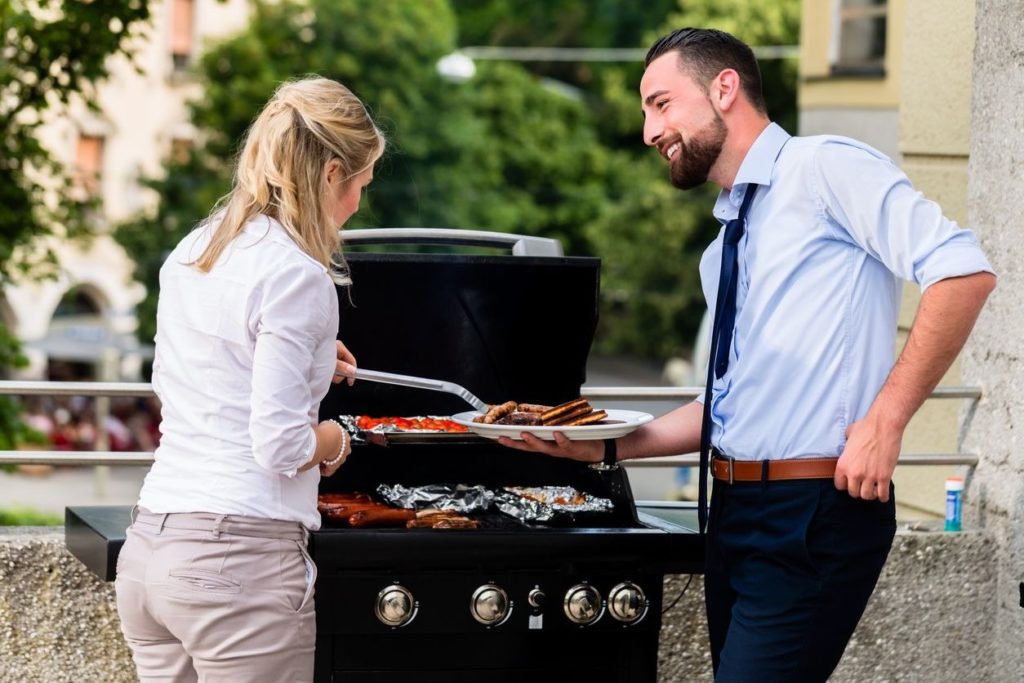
[699,123,993,461]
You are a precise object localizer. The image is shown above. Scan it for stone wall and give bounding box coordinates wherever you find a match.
[964,1,1024,680]
[0,529,135,683]
[0,527,996,683]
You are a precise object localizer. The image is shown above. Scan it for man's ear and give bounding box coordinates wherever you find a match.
[712,68,741,113]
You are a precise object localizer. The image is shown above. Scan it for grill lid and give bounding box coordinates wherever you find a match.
[319,251,601,419]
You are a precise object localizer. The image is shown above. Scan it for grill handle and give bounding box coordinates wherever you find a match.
[352,368,489,413]
[340,228,564,257]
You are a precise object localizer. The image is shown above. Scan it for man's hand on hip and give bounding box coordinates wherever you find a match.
[834,415,902,502]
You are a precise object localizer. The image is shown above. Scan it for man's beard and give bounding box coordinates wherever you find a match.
[669,111,727,190]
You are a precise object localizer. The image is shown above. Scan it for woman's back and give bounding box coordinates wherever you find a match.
[139,216,338,528]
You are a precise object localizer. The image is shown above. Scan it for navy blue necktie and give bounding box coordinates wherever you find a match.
[698,183,758,533]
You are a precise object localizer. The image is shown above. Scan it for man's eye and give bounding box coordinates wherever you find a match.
[656,100,668,110]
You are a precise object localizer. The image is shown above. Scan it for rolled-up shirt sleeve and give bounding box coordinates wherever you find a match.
[248,259,333,477]
[813,141,994,290]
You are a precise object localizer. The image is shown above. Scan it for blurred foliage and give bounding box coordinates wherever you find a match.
[0,0,150,448]
[115,0,799,363]
[0,505,62,526]
[585,0,801,359]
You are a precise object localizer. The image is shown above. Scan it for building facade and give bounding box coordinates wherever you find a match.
[798,0,975,519]
[4,0,250,382]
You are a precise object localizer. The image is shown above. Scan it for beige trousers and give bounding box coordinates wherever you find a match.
[115,508,317,683]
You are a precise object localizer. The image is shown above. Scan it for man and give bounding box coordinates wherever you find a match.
[498,28,995,682]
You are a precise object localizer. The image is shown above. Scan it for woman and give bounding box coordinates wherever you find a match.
[115,77,385,682]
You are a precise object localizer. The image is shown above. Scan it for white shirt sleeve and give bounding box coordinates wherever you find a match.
[811,140,994,290]
[248,259,333,477]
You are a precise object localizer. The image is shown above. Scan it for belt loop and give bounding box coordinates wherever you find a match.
[761,460,770,483]
[211,514,226,539]
[727,457,734,485]
[155,512,169,535]
[129,504,139,526]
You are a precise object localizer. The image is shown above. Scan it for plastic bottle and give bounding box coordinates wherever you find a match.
[944,476,964,532]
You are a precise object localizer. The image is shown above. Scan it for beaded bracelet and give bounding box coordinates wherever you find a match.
[321,419,348,467]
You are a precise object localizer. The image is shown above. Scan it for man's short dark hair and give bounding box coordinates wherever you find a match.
[646,28,767,114]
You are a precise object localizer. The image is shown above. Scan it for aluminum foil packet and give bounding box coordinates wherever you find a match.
[495,486,615,523]
[336,414,370,444]
[376,483,495,514]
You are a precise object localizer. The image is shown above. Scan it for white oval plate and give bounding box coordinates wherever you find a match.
[451,409,654,441]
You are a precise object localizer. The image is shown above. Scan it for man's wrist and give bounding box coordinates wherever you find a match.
[587,438,619,471]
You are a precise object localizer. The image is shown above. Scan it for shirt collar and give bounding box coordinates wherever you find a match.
[713,122,791,221]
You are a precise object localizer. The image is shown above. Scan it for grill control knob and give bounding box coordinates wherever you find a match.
[375,585,416,627]
[563,583,603,626]
[528,587,546,609]
[471,584,511,626]
[607,582,649,625]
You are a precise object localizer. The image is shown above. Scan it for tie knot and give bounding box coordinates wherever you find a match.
[723,217,745,246]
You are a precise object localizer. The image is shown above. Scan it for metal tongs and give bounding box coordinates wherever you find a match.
[352,368,489,413]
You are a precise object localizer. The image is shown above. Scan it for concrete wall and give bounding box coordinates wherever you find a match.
[964,0,1024,680]
[0,528,997,682]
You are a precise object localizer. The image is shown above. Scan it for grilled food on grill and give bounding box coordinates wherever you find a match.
[355,416,469,432]
[348,508,417,527]
[406,509,481,529]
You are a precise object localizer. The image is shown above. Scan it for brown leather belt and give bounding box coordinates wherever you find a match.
[711,455,838,483]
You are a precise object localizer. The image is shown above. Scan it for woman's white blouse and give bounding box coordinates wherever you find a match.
[138,216,338,529]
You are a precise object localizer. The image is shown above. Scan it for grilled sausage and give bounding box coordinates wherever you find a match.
[348,508,417,528]
[482,400,517,424]
[516,403,551,414]
[318,492,372,505]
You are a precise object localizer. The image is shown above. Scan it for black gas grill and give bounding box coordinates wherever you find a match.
[64,230,703,683]
[310,231,701,682]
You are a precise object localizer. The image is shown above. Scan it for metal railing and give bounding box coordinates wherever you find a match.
[0,380,981,469]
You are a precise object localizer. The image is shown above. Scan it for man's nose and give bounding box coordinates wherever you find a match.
[643,117,662,147]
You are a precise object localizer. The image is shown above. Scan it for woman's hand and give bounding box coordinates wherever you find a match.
[332,339,357,386]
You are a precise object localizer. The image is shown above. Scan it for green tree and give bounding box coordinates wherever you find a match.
[116,0,620,344]
[117,0,800,365]
[586,0,801,359]
[451,0,799,360]
[0,0,151,452]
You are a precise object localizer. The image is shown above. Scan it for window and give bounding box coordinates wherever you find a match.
[74,134,104,199]
[831,0,887,75]
[170,0,194,71]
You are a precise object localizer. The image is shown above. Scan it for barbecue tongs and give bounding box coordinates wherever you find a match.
[351,368,489,413]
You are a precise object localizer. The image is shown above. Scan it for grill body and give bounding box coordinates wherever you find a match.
[311,248,700,681]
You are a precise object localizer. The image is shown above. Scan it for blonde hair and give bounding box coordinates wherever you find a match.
[192,76,385,283]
